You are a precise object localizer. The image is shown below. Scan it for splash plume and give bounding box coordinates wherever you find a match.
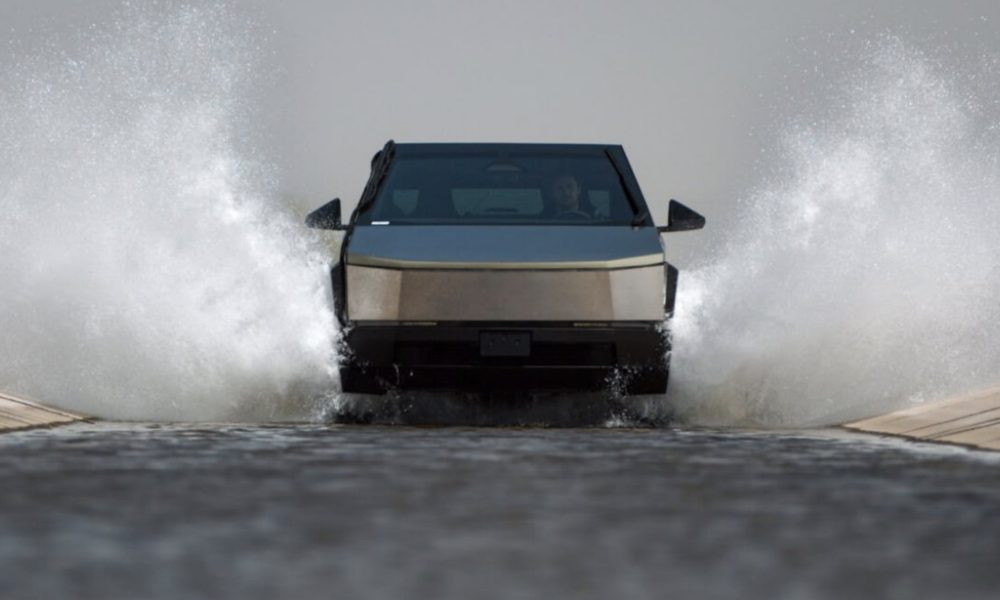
[670,40,1000,427]
[0,5,338,421]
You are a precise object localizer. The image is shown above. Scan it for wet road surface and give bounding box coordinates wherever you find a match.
[2,422,999,600]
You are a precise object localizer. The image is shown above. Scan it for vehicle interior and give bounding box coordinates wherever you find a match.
[364,154,637,225]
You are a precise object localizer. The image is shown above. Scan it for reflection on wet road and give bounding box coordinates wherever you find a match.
[2,423,999,600]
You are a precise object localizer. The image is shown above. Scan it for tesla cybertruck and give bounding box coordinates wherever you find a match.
[306,142,704,395]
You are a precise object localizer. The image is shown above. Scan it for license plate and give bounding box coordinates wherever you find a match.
[480,331,531,357]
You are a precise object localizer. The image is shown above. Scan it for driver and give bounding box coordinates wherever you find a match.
[546,174,589,219]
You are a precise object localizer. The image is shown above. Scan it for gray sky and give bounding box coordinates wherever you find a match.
[4,0,1000,264]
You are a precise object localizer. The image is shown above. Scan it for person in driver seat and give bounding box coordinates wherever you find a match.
[546,174,590,219]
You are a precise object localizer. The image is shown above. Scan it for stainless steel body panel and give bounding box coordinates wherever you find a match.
[346,264,666,322]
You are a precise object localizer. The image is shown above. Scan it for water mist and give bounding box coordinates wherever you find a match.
[669,40,1000,427]
[0,5,338,421]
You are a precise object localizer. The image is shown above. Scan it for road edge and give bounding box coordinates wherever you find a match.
[843,386,1000,452]
[0,391,90,433]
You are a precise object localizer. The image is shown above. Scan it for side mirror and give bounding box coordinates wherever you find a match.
[305,198,348,230]
[658,199,705,232]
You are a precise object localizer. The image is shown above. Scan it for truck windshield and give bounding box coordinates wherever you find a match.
[358,152,639,225]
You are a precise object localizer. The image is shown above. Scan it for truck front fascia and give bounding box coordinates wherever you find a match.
[339,322,669,395]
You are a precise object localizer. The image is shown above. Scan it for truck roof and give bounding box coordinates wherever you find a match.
[392,142,625,155]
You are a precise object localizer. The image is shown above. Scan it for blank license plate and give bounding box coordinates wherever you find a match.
[480,331,531,357]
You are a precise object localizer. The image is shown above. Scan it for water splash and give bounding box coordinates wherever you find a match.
[0,4,338,421]
[669,39,1000,427]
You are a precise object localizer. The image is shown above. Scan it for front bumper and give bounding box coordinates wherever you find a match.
[339,322,669,395]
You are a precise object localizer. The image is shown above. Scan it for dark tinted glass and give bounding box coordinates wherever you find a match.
[359,152,637,225]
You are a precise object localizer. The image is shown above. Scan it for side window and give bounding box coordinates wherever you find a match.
[374,189,419,219]
[392,189,419,214]
[587,190,611,219]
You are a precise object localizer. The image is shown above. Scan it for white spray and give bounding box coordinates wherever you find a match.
[669,40,1000,427]
[0,5,338,421]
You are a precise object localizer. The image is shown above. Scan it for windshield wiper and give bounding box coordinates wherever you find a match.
[604,148,648,227]
[355,140,397,214]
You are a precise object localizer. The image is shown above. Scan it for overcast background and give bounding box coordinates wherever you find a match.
[3,0,999,264]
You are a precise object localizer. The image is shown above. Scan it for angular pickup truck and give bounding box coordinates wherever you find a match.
[307,142,704,395]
